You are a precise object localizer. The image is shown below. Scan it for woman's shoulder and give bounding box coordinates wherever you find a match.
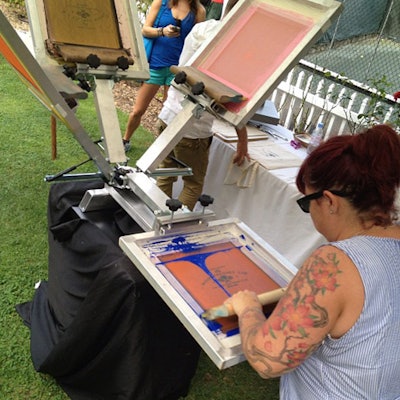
[196,4,206,23]
[152,0,164,10]
[308,243,347,262]
[302,243,358,287]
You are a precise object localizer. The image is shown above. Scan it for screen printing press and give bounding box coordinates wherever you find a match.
[1,0,342,378]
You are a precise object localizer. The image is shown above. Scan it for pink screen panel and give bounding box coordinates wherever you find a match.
[195,3,314,110]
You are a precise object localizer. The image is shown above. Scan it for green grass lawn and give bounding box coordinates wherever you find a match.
[0,55,280,399]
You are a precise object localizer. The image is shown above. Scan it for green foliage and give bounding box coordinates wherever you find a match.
[356,75,400,130]
[0,55,280,399]
[136,0,153,22]
[3,0,25,8]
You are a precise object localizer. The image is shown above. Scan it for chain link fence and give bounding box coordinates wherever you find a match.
[134,0,400,130]
[273,0,400,134]
[304,0,400,93]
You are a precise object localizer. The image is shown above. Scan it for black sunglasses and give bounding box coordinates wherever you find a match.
[296,189,351,213]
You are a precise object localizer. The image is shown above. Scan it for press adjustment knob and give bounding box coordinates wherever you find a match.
[198,194,214,207]
[174,71,187,84]
[117,56,130,71]
[63,65,76,79]
[166,198,182,212]
[78,78,91,92]
[87,54,101,69]
[192,81,205,95]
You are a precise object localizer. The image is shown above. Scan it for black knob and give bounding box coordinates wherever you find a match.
[192,81,205,95]
[198,194,214,207]
[86,54,101,69]
[77,78,91,92]
[63,65,76,79]
[117,56,130,71]
[174,71,187,84]
[166,198,182,212]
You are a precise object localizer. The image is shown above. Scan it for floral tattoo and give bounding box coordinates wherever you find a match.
[239,248,342,378]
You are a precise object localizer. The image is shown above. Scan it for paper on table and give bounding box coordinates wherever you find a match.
[248,141,303,169]
[212,119,269,142]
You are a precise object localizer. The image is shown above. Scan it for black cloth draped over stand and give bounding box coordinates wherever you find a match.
[16,181,201,400]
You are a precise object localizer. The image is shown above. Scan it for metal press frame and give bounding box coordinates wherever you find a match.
[0,0,342,369]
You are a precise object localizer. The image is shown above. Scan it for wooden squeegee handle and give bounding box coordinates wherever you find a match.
[202,287,287,320]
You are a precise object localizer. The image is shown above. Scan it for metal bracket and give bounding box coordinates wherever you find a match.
[92,78,127,164]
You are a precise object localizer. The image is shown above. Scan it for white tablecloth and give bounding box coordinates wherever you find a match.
[197,133,326,268]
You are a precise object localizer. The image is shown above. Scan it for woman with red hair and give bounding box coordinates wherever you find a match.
[226,124,400,399]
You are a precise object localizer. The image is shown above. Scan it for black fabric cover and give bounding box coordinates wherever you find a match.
[16,181,201,400]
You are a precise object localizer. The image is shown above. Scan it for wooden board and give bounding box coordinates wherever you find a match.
[46,43,133,66]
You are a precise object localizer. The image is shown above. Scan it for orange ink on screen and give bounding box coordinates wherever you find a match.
[157,240,280,334]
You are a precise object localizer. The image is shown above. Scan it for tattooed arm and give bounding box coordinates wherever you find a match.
[225,245,362,378]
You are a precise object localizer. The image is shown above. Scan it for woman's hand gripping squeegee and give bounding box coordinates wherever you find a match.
[201,287,287,320]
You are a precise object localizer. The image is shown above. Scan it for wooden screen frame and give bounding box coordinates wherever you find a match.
[25,0,150,80]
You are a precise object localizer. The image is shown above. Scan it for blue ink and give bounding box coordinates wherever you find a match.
[145,234,208,255]
[202,317,222,333]
[156,247,239,297]
[148,233,256,336]
[199,312,238,336]
[226,327,239,337]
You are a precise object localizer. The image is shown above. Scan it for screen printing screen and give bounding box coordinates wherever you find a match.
[43,0,121,49]
[139,229,286,336]
[193,2,314,112]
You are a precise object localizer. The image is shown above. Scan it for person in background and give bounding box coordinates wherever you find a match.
[156,0,249,211]
[225,124,400,399]
[122,0,205,152]
[205,0,224,20]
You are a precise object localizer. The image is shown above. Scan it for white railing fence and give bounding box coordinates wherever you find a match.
[269,60,400,140]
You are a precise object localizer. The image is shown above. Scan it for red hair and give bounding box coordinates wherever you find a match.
[296,124,400,225]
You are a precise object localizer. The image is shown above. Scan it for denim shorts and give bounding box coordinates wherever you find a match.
[146,66,175,85]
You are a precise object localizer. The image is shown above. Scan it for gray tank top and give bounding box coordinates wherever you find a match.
[280,235,400,399]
